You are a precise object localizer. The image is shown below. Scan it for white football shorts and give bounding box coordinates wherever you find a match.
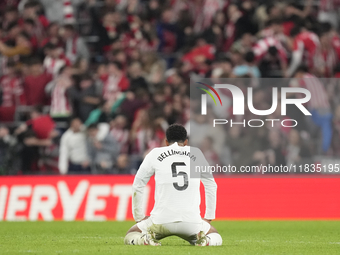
[136,217,211,242]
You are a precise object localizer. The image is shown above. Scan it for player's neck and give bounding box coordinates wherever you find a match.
[169,142,185,147]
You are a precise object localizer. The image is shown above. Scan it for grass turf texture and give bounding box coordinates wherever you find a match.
[0,221,340,254]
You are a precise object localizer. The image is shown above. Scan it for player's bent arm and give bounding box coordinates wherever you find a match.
[132,150,155,222]
[201,176,217,220]
[132,177,150,222]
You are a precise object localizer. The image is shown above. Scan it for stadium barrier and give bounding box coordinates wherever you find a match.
[0,175,339,221]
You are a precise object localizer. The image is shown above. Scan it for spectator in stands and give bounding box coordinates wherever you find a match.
[23,58,52,105]
[112,154,132,174]
[22,19,39,50]
[156,8,180,53]
[231,33,254,56]
[43,43,70,78]
[101,61,130,103]
[21,1,49,42]
[40,22,62,47]
[21,105,56,141]
[110,114,130,154]
[319,28,338,77]
[0,61,24,122]
[286,26,322,77]
[0,32,32,58]
[86,123,120,174]
[0,126,17,175]
[45,65,74,121]
[128,61,148,94]
[2,6,19,32]
[39,0,78,24]
[59,118,89,175]
[318,0,340,29]
[233,51,261,78]
[4,22,21,45]
[15,106,56,173]
[88,0,117,52]
[61,24,90,64]
[68,74,101,122]
[85,96,125,126]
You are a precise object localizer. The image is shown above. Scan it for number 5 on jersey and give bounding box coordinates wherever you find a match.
[171,162,188,191]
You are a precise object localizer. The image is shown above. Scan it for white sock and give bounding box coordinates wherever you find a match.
[206,233,223,246]
[124,232,144,245]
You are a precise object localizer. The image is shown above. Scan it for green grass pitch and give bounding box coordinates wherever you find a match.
[1,221,340,254]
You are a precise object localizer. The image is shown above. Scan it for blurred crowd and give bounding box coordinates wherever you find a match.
[0,0,340,175]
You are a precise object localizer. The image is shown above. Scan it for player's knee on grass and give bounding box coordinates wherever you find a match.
[124,232,144,245]
[206,233,223,246]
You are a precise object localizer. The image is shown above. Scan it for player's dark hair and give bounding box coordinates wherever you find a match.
[166,124,188,143]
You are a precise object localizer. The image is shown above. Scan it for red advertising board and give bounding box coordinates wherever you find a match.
[0,175,339,221]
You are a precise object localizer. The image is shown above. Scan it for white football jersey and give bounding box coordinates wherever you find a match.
[132,142,217,224]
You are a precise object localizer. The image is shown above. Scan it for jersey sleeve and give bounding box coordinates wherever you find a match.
[132,150,156,222]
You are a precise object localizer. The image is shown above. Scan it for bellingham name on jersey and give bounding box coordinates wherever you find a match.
[157,149,197,162]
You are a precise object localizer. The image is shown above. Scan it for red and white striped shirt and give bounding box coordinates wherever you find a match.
[44,56,70,78]
[50,76,72,117]
[321,47,337,77]
[190,0,223,33]
[101,74,130,103]
[253,37,287,64]
[293,31,321,69]
[0,75,24,107]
